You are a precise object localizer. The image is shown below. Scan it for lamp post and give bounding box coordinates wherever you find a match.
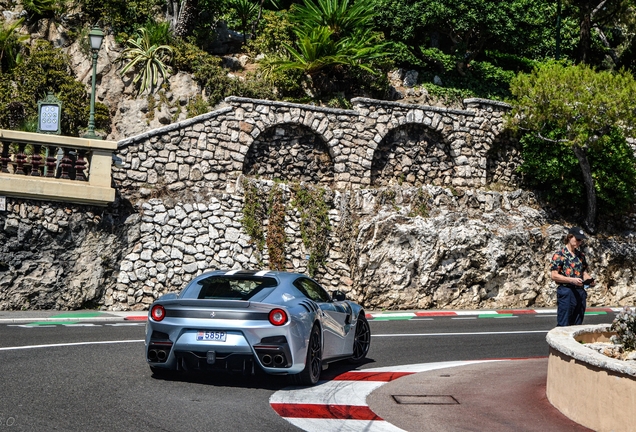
[84,25,105,139]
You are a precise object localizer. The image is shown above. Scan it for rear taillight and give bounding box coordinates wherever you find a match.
[269,308,288,326]
[150,305,166,321]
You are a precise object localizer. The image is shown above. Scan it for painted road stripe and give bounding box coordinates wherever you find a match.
[284,418,404,432]
[270,403,381,420]
[0,339,144,351]
[333,371,414,382]
[271,381,384,406]
[372,330,549,337]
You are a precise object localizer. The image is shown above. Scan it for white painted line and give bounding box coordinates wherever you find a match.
[106,323,145,326]
[369,313,416,318]
[455,310,494,315]
[535,309,558,314]
[372,330,549,337]
[362,360,499,373]
[0,339,144,351]
[286,418,405,432]
[452,317,477,320]
[412,317,434,321]
[270,381,384,406]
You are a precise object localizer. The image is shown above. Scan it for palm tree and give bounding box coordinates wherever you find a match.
[119,28,174,95]
[259,0,390,84]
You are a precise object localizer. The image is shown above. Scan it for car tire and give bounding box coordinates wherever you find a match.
[348,313,371,364]
[293,324,322,386]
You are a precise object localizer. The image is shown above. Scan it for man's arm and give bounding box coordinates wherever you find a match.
[551,270,583,286]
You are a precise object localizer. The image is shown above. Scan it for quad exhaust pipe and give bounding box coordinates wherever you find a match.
[148,348,169,363]
[261,354,273,366]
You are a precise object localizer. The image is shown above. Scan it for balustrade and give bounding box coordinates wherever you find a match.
[0,129,117,206]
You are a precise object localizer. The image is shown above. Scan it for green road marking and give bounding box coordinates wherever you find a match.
[51,312,104,318]
[371,315,414,321]
[27,321,80,326]
[584,311,607,315]
[478,314,514,318]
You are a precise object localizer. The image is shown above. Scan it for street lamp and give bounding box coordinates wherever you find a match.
[84,25,105,139]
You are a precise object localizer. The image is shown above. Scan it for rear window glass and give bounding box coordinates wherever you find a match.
[181,276,278,300]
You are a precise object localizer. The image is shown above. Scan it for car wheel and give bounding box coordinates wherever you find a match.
[294,324,322,386]
[349,313,371,363]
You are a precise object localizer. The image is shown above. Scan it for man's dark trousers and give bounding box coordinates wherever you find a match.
[556,285,587,326]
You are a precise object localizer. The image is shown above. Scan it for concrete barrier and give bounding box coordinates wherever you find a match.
[546,324,636,432]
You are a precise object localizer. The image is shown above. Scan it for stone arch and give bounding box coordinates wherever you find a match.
[242,123,334,185]
[371,123,451,187]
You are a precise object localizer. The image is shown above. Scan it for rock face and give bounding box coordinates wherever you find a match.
[0,200,133,309]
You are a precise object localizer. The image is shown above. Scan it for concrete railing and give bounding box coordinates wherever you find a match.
[546,325,636,432]
[0,129,116,206]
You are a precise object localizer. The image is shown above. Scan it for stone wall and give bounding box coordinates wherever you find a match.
[2,96,636,311]
[115,97,513,195]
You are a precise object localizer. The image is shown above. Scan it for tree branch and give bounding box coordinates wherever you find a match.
[537,132,570,144]
[591,0,609,19]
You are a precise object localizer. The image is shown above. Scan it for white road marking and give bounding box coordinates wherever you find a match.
[372,330,549,337]
[0,339,144,351]
[451,317,477,320]
[271,381,385,406]
[285,418,404,432]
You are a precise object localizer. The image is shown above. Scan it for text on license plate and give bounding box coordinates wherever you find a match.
[196,331,227,342]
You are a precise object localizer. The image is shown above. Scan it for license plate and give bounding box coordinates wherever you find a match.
[196,331,227,342]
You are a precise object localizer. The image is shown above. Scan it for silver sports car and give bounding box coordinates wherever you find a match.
[145,269,371,385]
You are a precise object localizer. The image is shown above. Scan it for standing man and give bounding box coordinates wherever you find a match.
[550,227,595,326]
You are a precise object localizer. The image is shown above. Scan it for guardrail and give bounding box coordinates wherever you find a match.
[0,129,117,206]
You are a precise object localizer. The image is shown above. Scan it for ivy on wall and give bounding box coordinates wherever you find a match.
[291,183,332,277]
[266,183,287,271]
[241,179,333,276]
[241,178,266,257]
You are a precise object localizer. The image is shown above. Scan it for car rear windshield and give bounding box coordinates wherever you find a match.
[181,276,278,300]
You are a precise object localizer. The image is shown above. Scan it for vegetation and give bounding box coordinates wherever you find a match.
[291,184,332,277]
[611,306,636,352]
[119,28,174,95]
[509,62,636,231]
[0,40,110,135]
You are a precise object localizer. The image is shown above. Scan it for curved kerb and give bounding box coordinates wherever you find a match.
[545,324,636,432]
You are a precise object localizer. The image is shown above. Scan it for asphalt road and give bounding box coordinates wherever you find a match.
[0,313,615,431]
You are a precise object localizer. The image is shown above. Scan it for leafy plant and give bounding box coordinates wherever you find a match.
[241,178,267,254]
[22,0,58,18]
[227,0,258,43]
[5,40,110,136]
[291,184,331,276]
[519,127,636,218]
[119,28,174,95]
[0,18,28,73]
[266,183,287,271]
[611,306,636,351]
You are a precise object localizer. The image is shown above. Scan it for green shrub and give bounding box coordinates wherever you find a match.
[611,307,636,351]
[518,127,636,217]
[3,41,110,136]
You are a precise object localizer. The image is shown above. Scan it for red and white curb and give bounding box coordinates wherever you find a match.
[366,307,622,321]
[269,360,498,432]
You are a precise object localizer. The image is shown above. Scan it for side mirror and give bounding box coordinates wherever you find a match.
[331,290,346,301]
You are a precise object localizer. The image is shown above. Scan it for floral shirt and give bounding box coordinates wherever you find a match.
[550,246,588,285]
